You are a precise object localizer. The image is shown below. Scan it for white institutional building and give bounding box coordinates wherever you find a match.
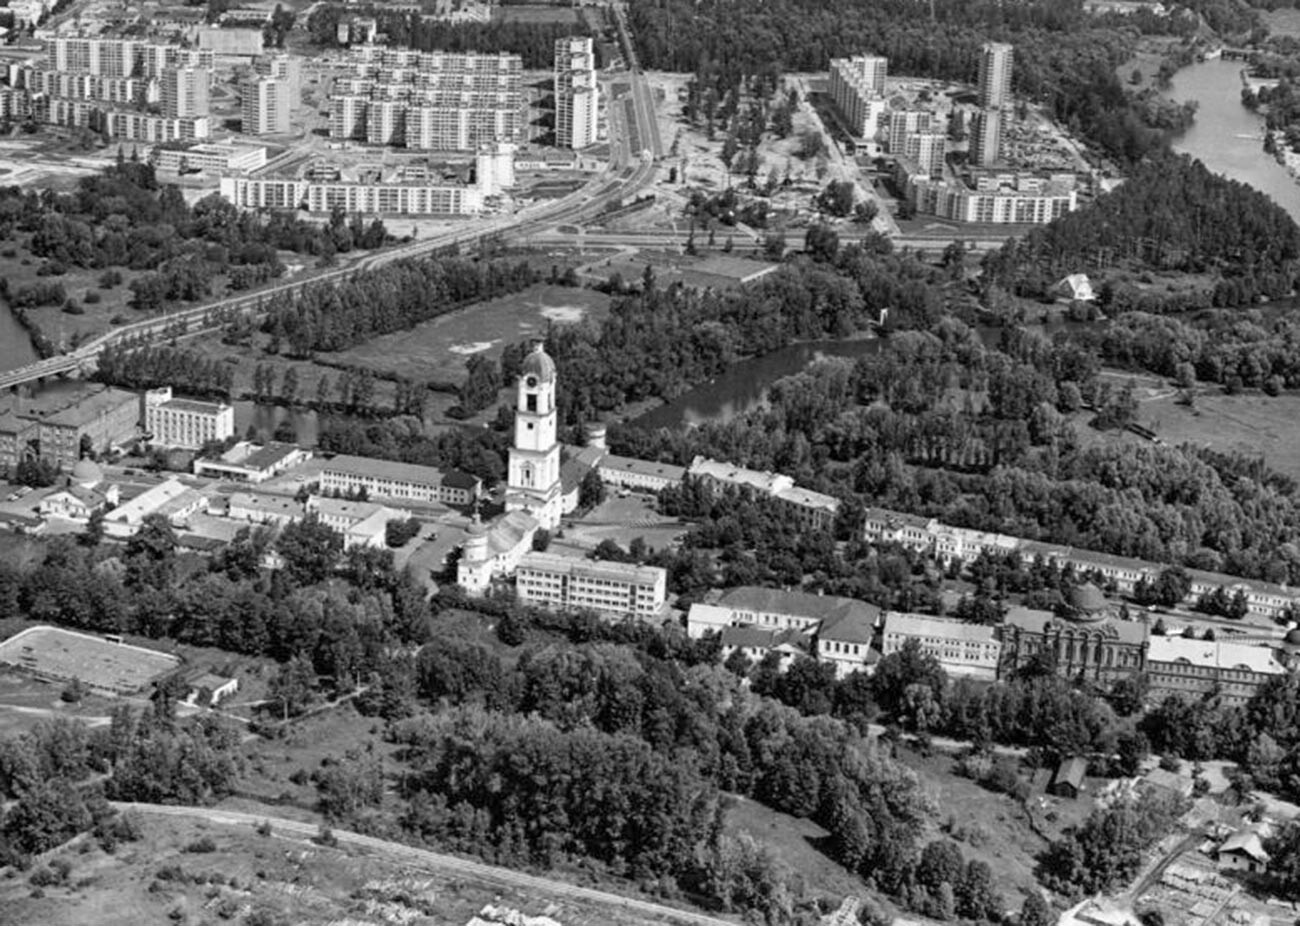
[504,343,564,530]
[554,36,598,149]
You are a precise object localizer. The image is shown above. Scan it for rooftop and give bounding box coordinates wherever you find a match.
[486,510,537,557]
[156,396,231,415]
[229,491,298,515]
[884,611,998,644]
[322,454,445,487]
[221,441,302,471]
[41,387,138,429]
[105,477,190,524]
[720,586,881,626]
[518,550,666,586]
[1146,635,1285,675]
[863,506,935,530]
[774,485,840,513]
[689,456,793,494]
[600,453,686,481]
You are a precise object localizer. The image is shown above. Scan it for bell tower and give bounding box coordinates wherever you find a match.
[505,342,563,528]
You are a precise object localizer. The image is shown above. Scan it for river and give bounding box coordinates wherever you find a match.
[0,307,39,374]
[1163,57,1300,223]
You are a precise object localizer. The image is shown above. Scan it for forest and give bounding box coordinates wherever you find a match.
[628,0,1207,164]
[981,157,1300,303]
[305,3,595,68]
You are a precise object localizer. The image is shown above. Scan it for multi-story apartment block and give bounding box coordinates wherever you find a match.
[554,36,598,149]
[327,47,526,151]
[318,454,481,507]
[0,409,37,478]
[905,171,1076,224]
[978,42,1014,110]
[47,38,212,77]
[329,95,368,140]
[144,388,234,450]
[829,55,888,140]
[515,551,667,620]
[242,76,291,135]
[17,68,154,106]
[970,108,1002,168]
[887,110,933,154]
[161,67,210,119]
[900,132,947,178]
[254,54,300,107]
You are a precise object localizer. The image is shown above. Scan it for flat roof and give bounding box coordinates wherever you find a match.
[518,550,666,586]
[884,612,998,644]
[1147,635,1284,674]
[157,397,230,415]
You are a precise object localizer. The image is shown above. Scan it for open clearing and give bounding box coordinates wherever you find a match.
[0,667,121,737]
[321,284,611,384]
[1,810,704,926]
[1138,391,1300,481]
[0,625,179,695]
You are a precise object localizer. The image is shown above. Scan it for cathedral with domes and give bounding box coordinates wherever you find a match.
[998,582,1149,682]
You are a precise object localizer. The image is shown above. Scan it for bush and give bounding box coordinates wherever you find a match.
[61,677,86,703]
[1,247,16,258]
[29,866,62,887]
[98,270,122,288]
[84,290,101,304]
[183,836,218,853]
[255,821,272,837]
[313,826,338,847]
[109,314,127,325]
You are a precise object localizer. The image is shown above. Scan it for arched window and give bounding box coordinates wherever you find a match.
[522,463,534,487]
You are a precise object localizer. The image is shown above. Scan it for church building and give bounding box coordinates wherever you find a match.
[504,342,564,530]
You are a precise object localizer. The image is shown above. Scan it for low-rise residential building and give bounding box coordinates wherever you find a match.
[227,491,299,526]
[307,495,409,550]
[144,388,234,450]
[193,442,310,484]
[597,453,686,493]
[514,551,667,620]
[881,612,1002,680]
[1146,635,1286,706]
[103,478,206,537]
[688,456,840,531]
[688,586,882,678]
[318,454,480,507]
[721,626,811,672]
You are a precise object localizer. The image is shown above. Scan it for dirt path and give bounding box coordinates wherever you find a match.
[112,802,740,926]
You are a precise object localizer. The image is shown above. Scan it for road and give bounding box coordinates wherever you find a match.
[0,40,664,391]
[111,802,739,926]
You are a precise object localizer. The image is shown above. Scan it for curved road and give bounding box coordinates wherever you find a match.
[111,802,738,926]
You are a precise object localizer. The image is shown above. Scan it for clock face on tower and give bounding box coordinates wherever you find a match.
[525,375,538,388]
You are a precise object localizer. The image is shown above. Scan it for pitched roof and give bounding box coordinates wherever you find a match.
[775,485,840,513]
[486,510,537,557]
[689,456,792,494]
[1219,831,1269,862]
[719,586,880,626]
[863,506,934,530]
[1054,756,1087,789]
[1002,606,1056,633]
[600,453,686,482]
[322,453,445,487]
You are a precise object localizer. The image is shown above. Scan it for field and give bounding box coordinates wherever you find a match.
[494,3,580,23]
[0,667,123,738]
[1137,391,1300,481]
[0,626,179,695]
[1264,8,1300,38]
[0,810,678,926]
[320,284,612,383]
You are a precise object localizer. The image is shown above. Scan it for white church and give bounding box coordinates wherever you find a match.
[456,342,562,595]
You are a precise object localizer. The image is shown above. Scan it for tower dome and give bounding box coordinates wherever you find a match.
[1285,627,1300,646]
[461,514,489,563]
[519,342,556,384]
[1067,582,1109,622]
[70,457,103,487]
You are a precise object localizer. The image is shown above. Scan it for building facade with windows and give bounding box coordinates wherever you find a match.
[881,612,1002,680]
[318,454,480,506]
[144,388,234,450]
[514,551,667,620]
[1146,635,1286,706]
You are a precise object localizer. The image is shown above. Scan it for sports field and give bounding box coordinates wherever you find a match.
[0,625,180,694]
